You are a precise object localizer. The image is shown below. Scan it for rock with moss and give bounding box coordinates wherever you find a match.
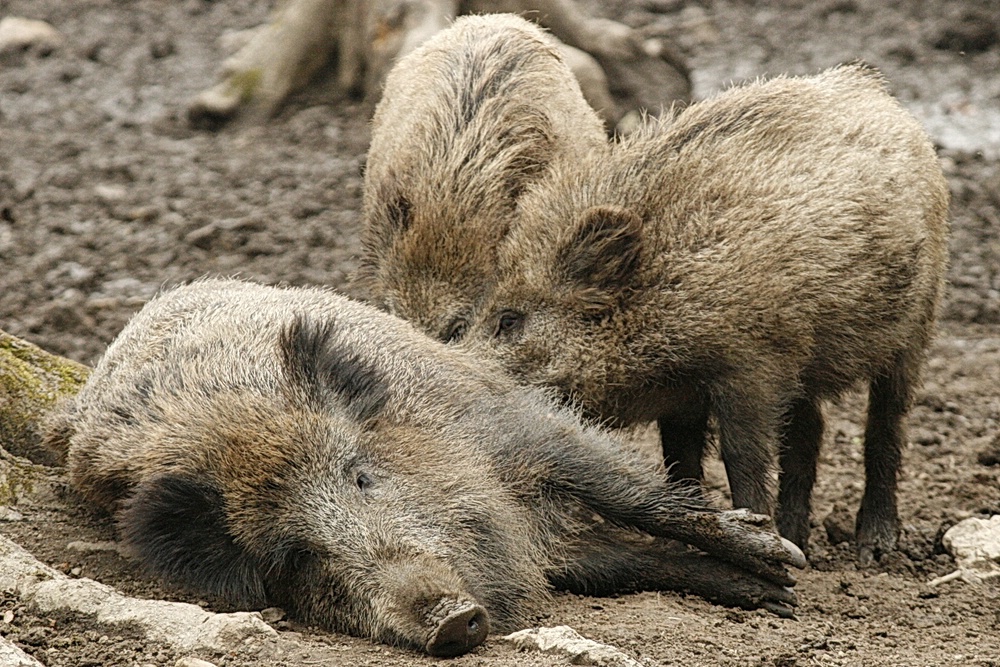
[0,446,47,507]
[0,329,90,466]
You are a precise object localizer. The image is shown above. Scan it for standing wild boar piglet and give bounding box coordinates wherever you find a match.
[47,279,804,657]
[463,63,950,563]
[358,14,607,343]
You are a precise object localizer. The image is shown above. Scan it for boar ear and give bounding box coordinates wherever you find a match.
[496,112,555,201]
[280,314,389,422]
[366,176,412,235]
[117,474,268,608]
[557,205,643,308]
[385,192,412,232]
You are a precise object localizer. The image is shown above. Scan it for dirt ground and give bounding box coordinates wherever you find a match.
[1,0,999,665]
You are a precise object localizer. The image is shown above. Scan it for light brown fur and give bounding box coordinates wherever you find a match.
[357,14,607,343]
[463,64,950,561]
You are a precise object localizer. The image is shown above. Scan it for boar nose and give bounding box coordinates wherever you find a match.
[426,604,490,657]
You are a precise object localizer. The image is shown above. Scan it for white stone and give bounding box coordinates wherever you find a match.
[175,657,219,667]
[66,540,120,554]
[0,17,63,54]
[944,515,1000,565]
[502,625,646,667]
[0,534,277,654]
[0,507,24,521]
[929,515,1000,587]
[0,635,46,667]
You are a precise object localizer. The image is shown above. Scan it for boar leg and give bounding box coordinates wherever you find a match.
[855,351,914,565]
[551,528,797,618]
[354,0,458,106]
[658,405,710,486]
[553,42,618,132]
[776,397,825,552]
[517,416,805,579]
[711,382,782,519]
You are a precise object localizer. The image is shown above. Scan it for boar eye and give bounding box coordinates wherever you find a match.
[355,472,375,493]
[443,318,468,344]
[494,310,524,339]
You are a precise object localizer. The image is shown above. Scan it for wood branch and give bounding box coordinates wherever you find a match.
[187,0,691,133]
[0,329,89,466]
[188,0,345,126]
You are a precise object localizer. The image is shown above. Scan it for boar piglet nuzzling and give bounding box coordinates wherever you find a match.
[463,63,950,564]
[358,13,607,344]
[46,279,805,657]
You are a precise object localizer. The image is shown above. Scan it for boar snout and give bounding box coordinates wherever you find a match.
[380,555,491,656]
[426,601,490,657]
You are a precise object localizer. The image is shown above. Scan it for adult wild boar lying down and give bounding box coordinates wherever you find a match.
[47,279,805,657]
[458,63,950,564]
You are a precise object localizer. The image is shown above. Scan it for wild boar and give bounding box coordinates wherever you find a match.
[461,63,950,563]
[357,13,607,344]
[48,278,803,656]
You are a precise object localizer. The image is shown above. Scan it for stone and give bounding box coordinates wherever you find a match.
[928,515,1000,587]
[0,17,64,56]
[0,534,278,655]
[0,635,46,667]
[502,625,644,667]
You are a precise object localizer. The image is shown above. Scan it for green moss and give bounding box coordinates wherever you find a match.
[0,331,90,464]
[0,449,38,505]
[226,68,263,104]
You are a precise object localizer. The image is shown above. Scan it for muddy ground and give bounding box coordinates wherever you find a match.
[1,0,999,665]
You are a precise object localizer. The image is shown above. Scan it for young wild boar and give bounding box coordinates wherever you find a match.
[357,13,607,344]
[462,63,950,563]
[47,279,804,657]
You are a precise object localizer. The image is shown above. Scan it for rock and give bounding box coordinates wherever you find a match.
[0,534,278,655]
[931,11,999,53]
[260,607,286,624]
[0,635,46,667]
[912,427,943,447]
[175,658,218,667]
[928,515,1000,587]
[823,504,855,546]
[977,434,1000,467]
[66,540,121,554]
[0,448,47,507]
[150,38,176,59]
[0,329,91,465]
[0,17,64,56]
[502,625,644,667]
[94,184,129,203]
[0,506,25,521]
[943,515,1000,565]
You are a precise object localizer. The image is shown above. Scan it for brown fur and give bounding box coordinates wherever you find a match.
[357,14,607,343]
[463,64,951,562]
[48,279,805,656]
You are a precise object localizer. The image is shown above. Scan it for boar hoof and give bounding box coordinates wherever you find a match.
[762,596,798,620]
[855,510,899,567]
[856,532,898,568]
[780,537,808,569]
[426,604,490,657]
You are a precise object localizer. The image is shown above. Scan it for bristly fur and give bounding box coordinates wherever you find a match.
[357,14,607,343]
[280,314,389,423]
[62,278,805,654]
[465,63,950,560]
[118,473,268,607]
